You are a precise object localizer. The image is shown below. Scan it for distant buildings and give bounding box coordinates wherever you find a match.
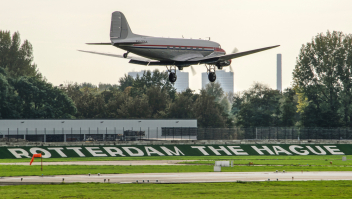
[127,70,189,92]
[201,70,234,93]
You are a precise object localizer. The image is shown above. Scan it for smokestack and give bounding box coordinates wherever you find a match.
[277,54,282,92]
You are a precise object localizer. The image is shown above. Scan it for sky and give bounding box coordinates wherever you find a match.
[1,0,352,92]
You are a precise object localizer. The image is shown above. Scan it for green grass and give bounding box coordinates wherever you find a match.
[0,155,349,163]
[1,181,352,198]
[0,155,351,177]
[1,164,352,177]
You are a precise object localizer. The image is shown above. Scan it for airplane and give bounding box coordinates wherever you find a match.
[79,11,279,83]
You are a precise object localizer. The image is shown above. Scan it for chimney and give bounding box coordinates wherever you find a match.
[277,54,282,92]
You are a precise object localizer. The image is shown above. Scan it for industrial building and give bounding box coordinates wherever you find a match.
[201,70,234,93]
[0,119,197,142]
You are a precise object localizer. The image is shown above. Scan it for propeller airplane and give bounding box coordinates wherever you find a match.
[79,11,279,83]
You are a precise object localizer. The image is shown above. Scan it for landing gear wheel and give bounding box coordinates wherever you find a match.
[169,72,177,82]
[208,72,216,82]
[123,52,129,58]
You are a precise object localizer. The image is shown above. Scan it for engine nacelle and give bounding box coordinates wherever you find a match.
[215,60,231,68]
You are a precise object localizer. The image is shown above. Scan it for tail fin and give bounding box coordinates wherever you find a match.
[110,11,134,40]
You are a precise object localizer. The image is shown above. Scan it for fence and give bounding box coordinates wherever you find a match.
[0,127,352,142]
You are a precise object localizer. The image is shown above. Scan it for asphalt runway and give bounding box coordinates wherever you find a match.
[0,160,191,166]
[1,171,352,185]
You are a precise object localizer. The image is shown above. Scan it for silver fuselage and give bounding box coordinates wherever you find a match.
[113,36,226,61]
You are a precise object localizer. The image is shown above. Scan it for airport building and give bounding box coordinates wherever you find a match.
[128,70,189,92]
[201,70,234,93]
[0,119,197,142]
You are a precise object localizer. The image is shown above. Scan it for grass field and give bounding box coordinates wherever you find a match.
[0,155,350,163]
[0,155,351,177]
[0,181,351,198]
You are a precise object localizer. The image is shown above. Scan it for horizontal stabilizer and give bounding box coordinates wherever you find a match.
[86,43,111,45]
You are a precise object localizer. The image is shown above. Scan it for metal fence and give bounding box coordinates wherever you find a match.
[0,127,352,142]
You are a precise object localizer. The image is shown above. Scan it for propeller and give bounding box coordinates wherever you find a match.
[232,47,239,54]
[229,47,239,72]
[191,65,197,76]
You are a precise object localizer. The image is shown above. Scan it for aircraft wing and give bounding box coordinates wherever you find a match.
[77,50,153,62]
[188,45,280,62]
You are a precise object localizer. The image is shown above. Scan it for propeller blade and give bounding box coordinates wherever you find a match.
[232,47,239,54]
[191,66,197,76]
[229,65,234,72]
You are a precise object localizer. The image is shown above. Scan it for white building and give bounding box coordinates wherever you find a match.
[0,119,197,142]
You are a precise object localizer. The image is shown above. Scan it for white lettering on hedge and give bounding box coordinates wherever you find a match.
[48,148,67,157]
[122,147,144,156]
[145,147,164,156]
[29,148,51,158]
[272,146,292,155]
[86,147,107,157]
[66,147,85,157]
[8,148,30,158]
[160,146,184,156]
[306,146,326,155]
[251,146,275,155]
[324,146,344,155]
[103,147,125,157]
[208,146,232,155]
[289,145,309,155]
[191,146,209,155]
[227,146,248,155]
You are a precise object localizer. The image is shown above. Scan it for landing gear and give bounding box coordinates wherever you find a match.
[205,64,216,82]
[123,51,129,58]
[208,72,216,82]
[169,72,177,82]
[166,65,177,83]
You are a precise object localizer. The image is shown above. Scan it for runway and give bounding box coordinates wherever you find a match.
[1,171,352,185]
[0,160,191,166]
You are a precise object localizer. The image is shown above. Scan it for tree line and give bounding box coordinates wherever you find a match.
[1,30,352,128]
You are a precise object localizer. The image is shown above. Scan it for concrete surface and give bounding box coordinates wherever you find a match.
[1,171,352,185]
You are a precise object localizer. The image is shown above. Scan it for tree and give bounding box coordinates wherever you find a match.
[232,83,281,127]
[279,88,298,126]
[168,89,196,119]
[13,77,76,118]
[204,82,224,102]
[0,31,40,78]
[293,31,352,127]
[193,90,228,127]
[118,74,134,92]
[0,68,20,118]
[131,69,176,100]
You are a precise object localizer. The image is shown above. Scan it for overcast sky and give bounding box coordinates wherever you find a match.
[1,0,352,92]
